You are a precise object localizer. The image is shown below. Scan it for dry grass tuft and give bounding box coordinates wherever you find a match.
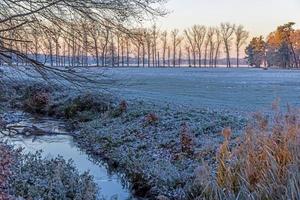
[24,91,50,113]
[144,113,159,125]
[180,122,195,155]
[190,108,300,200]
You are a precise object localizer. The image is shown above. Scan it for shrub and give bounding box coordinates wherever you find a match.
[64,94,114,120]
[9,152,98,199]
[119,100,128,113]
[0,141,97,199]
[23,91,50,113]
[144,113,159,125]
[23,84,51,113]
[25,92,50,112]
[180,122,195,155]
[110,100,128,118]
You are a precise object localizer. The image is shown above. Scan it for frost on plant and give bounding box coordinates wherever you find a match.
[9,151,98,199]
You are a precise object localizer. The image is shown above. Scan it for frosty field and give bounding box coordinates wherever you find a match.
[3,66,300,113]
[90,67,300,112]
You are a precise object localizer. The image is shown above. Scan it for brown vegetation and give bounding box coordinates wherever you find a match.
[22,84,51,113]
[180,122,195,155]
[190,108,300,200]
[144,113,159,125]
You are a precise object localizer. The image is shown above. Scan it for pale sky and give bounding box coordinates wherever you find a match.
[155,0,300,37]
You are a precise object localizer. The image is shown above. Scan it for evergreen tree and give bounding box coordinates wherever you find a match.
[245,36,266,67]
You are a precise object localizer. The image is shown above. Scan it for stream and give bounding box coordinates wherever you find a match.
[0,111,132,200]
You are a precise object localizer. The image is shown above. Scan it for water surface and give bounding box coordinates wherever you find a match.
[1,112,131,200]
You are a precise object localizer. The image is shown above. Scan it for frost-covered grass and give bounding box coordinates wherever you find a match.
[73,100,246,198]
[1,79,248,199]
[0,142,15,199]
[10,152,97,199]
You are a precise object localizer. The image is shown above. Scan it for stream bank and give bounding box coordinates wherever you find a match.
[1,79,247,199]
[0,111,132,200]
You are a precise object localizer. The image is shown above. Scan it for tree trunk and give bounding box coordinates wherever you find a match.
[121,40,124,67]
[187,48,191,67]
[157,52,160,67]
[168,46,171,67]
[137,45,140,67]
[204,44,208,67]
[126,39,129,67]
[49,39,53,67]
[198,52,202,67]
[225,44,231,68]
[162,45,166,67]
[142,45,145,67]
[117,36,120,67]
[94,39,99,67]
[290,43,298,68]
[214,44,220,68]
[178,47,182,67]
[236,45,239,67]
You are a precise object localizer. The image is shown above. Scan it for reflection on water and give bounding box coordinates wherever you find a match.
[1,112,132,200]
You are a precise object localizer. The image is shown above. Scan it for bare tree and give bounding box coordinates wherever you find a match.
[125,35,130,67]
[160,31,168,67]
[44,30,54,67]
[151,25,159,67]
[100,27,110,67]
[235,25,249,67]
[0,0,166,80]
[131,29,144,68]
[145,30,152,67]
[81,22,89,67]
[207,28,215,67]
[214,28,222,67]
[185,45,191,67]
[203,33,210,67]
[88,23,101,67]
[167,46,171,67]
[178,45,182,67]
[31,28,40,62]
[184,28,197,67]
[141,30,146,67]
[52,27,62,67]
[193,25,206,67]
[220,23,236,68]
[171,29,182,67]
[110,33,115,67]
[116,31,122,67]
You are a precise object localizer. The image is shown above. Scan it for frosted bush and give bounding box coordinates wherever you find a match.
[9,151,98,199]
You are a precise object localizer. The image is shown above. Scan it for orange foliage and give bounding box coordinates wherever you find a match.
[291,30,300,50]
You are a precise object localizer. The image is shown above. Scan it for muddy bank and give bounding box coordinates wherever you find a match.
[1,80,247,199]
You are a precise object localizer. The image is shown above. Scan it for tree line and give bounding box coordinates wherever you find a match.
[0,0,166,78]
[246,22,300,68]
[1,20,250,68]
